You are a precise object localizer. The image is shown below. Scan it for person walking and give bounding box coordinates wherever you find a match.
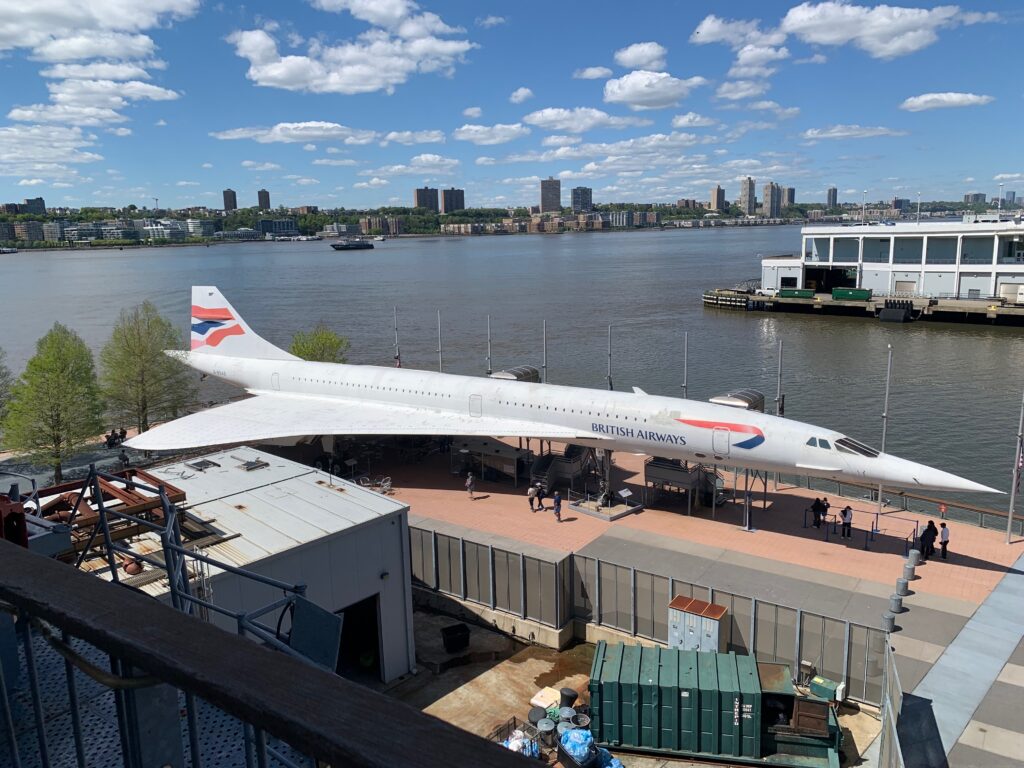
[840,506,853,539]
[811,498,823,528]
[527,483,538,512]
[822,497,831,527]
[535,483,547,511]
[552,491,562,523]
[921,520,938,561]
[939,522,950,559]
[465,472,475,499]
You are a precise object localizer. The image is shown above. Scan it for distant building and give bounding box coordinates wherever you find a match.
[826,187,838,208]
[0,204,19,215]
[891,197,911,212]
[223,189,238,211]
[293,206,319,215]
[414,187,439,212]
[675,198,702,209]
[359,216,403,236]
[0,222,14,241]
[609,210,634,227]
[964,193,986,205]
[215,228,262,240]
[1007,191,1017,204]
[257,218,299,237]
[186,219,216,237]
[709,185,726,212]
[440,187,465,214]
[540,177,561,213]
[21,197,45,215]
[13,221,44,241]
[571,186,593,214]
[318,222,359,236]
[257,189,270,210]
[64,223,103,241]
[761,182,782,218]
[42,221,66,241]
[784,187,796,207]
[738,177,756,216]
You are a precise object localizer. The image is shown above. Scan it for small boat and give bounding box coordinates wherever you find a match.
[373,235,386,241]
[331,239,374,251]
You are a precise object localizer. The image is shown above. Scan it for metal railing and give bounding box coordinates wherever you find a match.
[877,640,906,768]
[0,540,528,768]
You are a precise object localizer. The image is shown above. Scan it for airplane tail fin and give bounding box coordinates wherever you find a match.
[190,286,298,360]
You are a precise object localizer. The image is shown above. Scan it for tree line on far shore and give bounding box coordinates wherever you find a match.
[0,308,348,483]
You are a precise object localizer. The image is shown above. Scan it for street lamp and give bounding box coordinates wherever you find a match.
[862,190,867,223]
[999,182,1004,220]
[917,191,921,224]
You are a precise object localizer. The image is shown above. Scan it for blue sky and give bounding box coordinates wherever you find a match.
[1,1,1020,210]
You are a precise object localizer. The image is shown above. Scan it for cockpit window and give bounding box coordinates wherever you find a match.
[818,439,831,450]
[806,437,818,447]
[835,437,880,458]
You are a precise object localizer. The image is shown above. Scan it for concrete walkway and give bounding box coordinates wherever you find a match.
[912,552,1024,766]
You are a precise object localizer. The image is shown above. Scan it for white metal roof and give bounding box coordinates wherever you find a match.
[87,448,407,595]
[802,218,1023,237]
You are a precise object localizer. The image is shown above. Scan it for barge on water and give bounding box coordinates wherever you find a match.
[331,239,374,251]
[588,641,842,767]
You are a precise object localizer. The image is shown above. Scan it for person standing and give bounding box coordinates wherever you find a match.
[939,522,950,559]
[527,483,538,512]
[811,498,823,528]
[822,497,831,527]
[840,506,853,539]
[535,483,547,511]
[465,472,475,499]
[552,491,562,523]
[920,520,938,560]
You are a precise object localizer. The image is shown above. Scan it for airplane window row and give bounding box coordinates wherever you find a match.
[496,399,647,422]
[291,377,454,398]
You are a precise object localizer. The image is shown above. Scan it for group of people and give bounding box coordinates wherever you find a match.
[527,482,562,521]
[104,428,128,448]
[918,520,950,561]
[810,497,855,538]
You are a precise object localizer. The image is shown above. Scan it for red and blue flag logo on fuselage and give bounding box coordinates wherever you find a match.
[675,418,765,449]
[191,305,244,349]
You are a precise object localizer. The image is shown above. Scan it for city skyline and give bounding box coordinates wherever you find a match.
[0,1,1018,210]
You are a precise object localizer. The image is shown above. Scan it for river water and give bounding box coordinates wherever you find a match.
[2,227,1022,505]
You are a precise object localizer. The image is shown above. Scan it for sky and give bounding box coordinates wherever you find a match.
[0,0,1020,211]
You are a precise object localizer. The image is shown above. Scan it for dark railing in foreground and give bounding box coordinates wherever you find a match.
[0,541,528,768]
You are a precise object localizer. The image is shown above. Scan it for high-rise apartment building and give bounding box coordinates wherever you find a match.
[440,187,465,214]
[257,189,270,210]
[784,187,796,207]
[1007,191,1017,204]
[20,197,45,215]
[964,193,986,204]
[540,177,561,213]
[738,177,756,216]
[414,187,439,212]
[762,182,782,218]
[571,186,593,213]
[223,189,238,211]
[826,187,838,208]
[709,185,726,212]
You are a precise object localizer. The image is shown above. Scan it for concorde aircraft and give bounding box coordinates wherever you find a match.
[127,286,997,494]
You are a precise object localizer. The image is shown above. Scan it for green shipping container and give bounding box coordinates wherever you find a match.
[779,288,815,298]
[831,287,872,301]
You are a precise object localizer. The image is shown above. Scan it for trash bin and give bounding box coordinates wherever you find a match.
[440,623,470,654]
[560,687,579,709]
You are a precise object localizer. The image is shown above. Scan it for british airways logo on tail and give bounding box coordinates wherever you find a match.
[675,418,765,449]
[191,305,244,349]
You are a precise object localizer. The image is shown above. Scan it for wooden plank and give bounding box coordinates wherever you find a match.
[0,540,527,768]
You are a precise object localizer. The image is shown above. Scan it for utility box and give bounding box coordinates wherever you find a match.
[668,596,726,653]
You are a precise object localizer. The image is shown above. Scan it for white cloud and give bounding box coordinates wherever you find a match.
[672,112,717,128]
[211,121,378,144]
[293,177,319,185]
[10,77,180,125]
[381,129,445,145]
[241,160,282,170]
[604,71,707,110]
[176,180,199,186]
[452,123,530,145]
[780,2,998,60]
[107,127,132,136]
[802,124,907,140]
[523,107,651,132]
[201,162,213,168]
[963,177,975,183]
[227,5,476,97]
[994,173,1024,181]
[31,33,159,62]
[509,86,533,104]
[728,44,789,78]
[303,143,317,150]
[0,125,102,180]
[748,100,799,118]
[573,66,612,80]
[476,15,505,28]
[715,80,769,100]
[794,53,827,64]
[40,61,155,80]
[690,15,785,48]
[7,104,126,126]
[155,119,167,126]
[475,156,495,165]
[313,158,358,166]
[354,177,390,188]
[361,153,459,176]
[542,135,581,147]
[899,92,994,112]
[17,178,46,186]
[462,106,482,118]
[613,42,667,70]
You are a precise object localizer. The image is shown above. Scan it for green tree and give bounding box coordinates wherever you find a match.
[2,324,104,482]
[290,323,350,363]
[0,347,12,422]
[100,302,196,434]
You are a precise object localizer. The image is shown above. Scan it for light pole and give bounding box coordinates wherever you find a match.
[1007,387,1024,544]
[862,190,867,223]
[878,344,893,519]
[999,183,1004,220]
[916,192,921,224]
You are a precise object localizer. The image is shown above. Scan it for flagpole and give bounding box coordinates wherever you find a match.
[393,306,401,368]
[1006,387,1024,544]
[878,344,893,520]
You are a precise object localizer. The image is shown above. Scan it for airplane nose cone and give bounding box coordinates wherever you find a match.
[884,455,1002,494]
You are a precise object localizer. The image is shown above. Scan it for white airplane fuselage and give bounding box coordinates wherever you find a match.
[180,350,992,494]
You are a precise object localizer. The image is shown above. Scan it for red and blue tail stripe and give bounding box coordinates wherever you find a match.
[191,305,244,350]
[675,418,766,449]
